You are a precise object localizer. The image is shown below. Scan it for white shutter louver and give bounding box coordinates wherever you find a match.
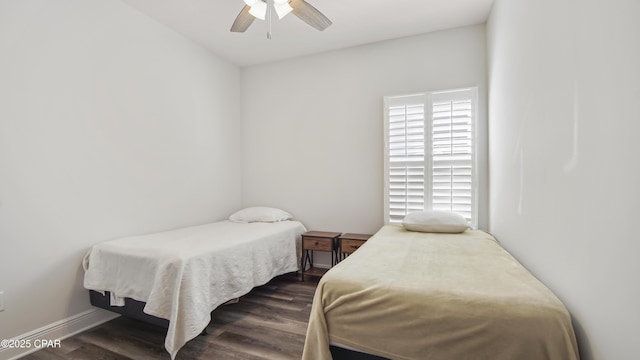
[385,96,425,224]
[431,90,474,222]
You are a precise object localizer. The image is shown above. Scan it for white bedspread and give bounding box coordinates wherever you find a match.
[83,220,306,359]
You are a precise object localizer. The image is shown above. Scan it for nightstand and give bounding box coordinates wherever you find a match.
[300,231,341,281]
[339,233,372,260]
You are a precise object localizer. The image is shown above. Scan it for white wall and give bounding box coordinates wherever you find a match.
[241,25,488,255]
[487,0,640,359]
[0,0,241,350]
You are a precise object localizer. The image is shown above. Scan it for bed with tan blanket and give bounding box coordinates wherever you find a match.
[84,217,306,359]
[303,225,579,360]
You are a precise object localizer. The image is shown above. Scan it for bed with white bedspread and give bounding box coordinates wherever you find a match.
[83,219,306,359]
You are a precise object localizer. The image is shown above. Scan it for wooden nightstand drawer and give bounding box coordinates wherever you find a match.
[341,239,366,254]
[300,231,341,282]
[303,237,333,252]
[339,233,372,260]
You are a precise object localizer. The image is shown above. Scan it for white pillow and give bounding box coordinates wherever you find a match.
[229,207,293,223]
[402,210,469,233]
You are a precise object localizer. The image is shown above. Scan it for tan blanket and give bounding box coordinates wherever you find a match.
[303,225,579,360]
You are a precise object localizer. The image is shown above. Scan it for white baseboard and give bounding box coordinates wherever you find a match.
[0,309,120,360]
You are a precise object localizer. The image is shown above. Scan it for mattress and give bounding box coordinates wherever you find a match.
[83,220,306,359]
[303,225,579,360]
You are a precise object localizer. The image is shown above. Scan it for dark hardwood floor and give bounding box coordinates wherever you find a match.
[23,274,318,360]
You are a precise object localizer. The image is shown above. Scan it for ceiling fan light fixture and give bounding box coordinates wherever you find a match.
[274,2,293,19]
[248,0,267,20]
[231,0,332,34]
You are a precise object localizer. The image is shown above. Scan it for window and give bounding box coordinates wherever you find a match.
[384,88,477,227]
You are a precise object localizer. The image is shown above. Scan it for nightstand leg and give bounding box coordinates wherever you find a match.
[301,250,312,282]
[300,252,305,282]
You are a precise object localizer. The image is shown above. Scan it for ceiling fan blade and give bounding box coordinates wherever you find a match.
[230,5,255,32]
[290,0,332,31]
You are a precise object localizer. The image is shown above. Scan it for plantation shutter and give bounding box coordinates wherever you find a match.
[384,95,426,224]
[431,90,475,222]
[384,88,476,226]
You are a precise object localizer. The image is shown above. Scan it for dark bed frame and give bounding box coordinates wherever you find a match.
[330,346,389,360]
[89,290,169,328]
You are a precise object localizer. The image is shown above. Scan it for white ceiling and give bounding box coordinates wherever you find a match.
[122,0,495,67]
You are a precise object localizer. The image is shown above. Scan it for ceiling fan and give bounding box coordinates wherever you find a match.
[230,0,332,36]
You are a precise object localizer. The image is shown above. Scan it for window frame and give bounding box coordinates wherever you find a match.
[383,87,478,228]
